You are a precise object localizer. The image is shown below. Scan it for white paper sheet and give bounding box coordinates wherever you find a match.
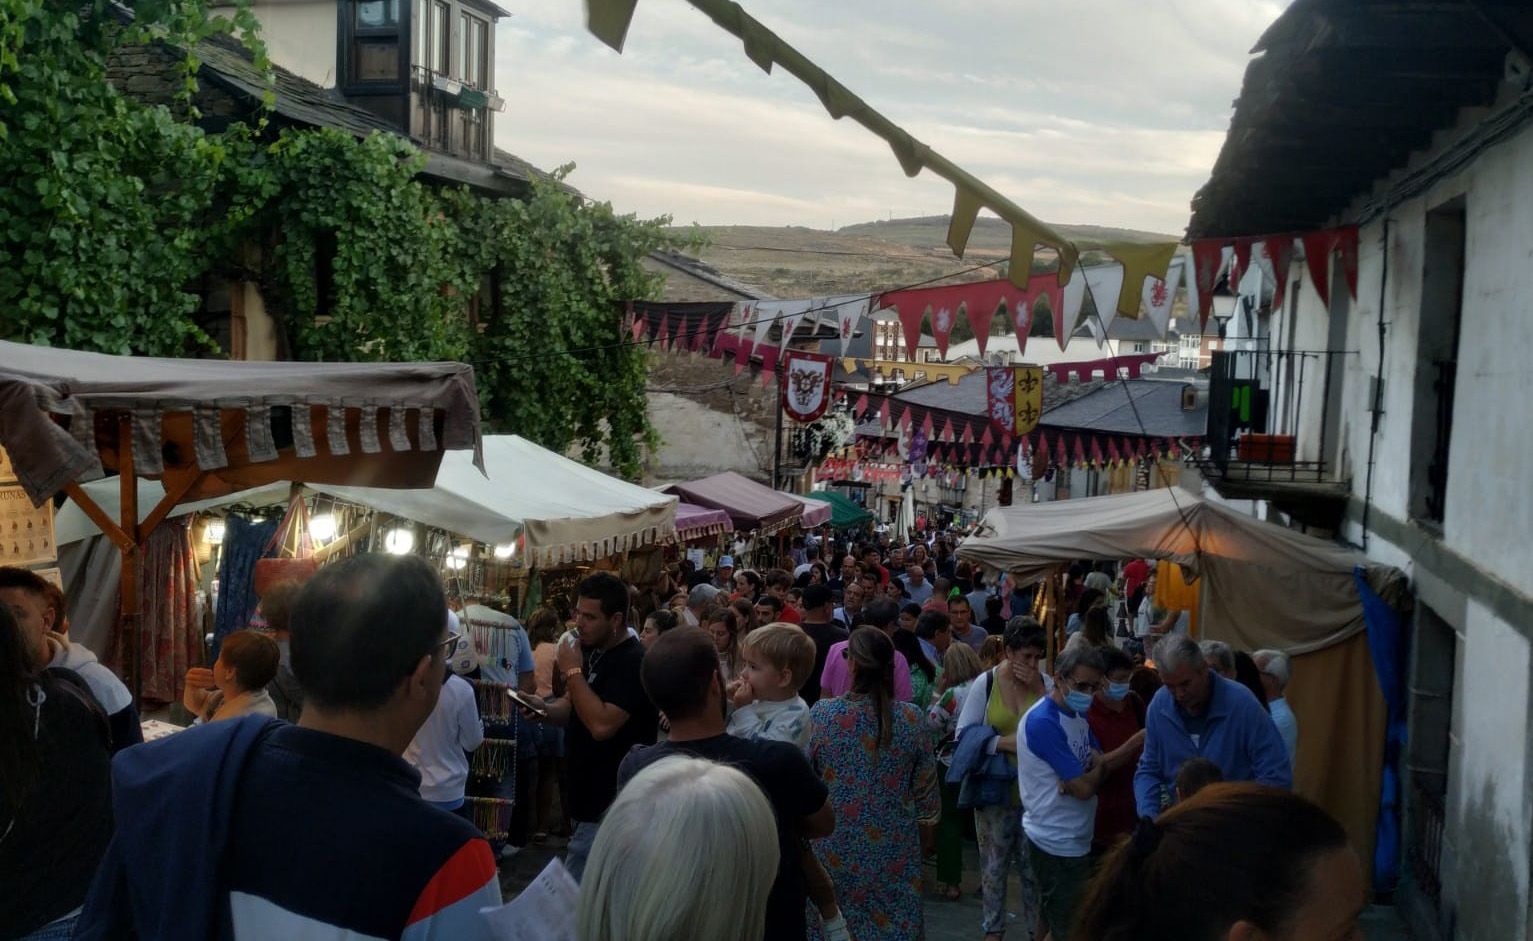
[481,858,579,941]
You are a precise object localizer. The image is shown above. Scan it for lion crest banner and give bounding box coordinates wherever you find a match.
[783,350,834,423]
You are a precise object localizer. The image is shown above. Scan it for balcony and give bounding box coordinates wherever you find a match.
[1201,348,1352,524]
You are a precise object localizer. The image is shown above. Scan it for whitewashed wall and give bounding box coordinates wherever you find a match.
[1275,100,1533,940]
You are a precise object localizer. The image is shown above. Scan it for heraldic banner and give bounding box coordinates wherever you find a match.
[783,350,834,423]
[986,366,1043,436]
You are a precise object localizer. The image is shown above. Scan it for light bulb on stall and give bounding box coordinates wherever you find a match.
[384,527,415,555]
[493,542,516,559]
[308,513,337,544]
[446,544,471,570]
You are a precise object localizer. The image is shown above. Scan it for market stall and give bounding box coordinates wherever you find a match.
[0,340,484,700]
[663,471,803,538]
[957,487,1409,891]
[789,493,832,529]
[311,434,676,569]
[802,490,874,530]
[674,502,734,543]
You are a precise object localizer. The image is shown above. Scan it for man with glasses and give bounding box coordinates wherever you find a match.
[1017,645,1110,941]
[78,554,502,939]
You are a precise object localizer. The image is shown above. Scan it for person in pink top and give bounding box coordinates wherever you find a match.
[819,600,913,701]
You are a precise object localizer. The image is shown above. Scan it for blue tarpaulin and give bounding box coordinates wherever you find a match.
[1357,565,1408,893]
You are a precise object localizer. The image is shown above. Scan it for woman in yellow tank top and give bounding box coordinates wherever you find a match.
[955,619,1049,941]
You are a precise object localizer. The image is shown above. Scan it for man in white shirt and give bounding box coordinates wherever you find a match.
[792,545,822,580]
[404,672,484,818]
[1017,646,1110,940]
[1252,648,1300,767]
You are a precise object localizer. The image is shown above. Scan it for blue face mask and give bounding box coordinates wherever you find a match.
[1107,681,1131,701]
[1064,689,1094,714]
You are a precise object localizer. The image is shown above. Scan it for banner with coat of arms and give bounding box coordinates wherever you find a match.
[782,350,835,423]
[986,366,1043,436]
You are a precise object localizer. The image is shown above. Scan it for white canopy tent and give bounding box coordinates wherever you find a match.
[60,436,678,569]
[310,435,676,568]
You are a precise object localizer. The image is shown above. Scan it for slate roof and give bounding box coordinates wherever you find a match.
[1036,380,1207,438]
[190,33,559,196]
[891,369,1105,417]
[1188,0,1533,237]
[647,251,771,300]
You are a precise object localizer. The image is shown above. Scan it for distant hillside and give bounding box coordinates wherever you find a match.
[670,215,1180,301]
[838,215,1179,254]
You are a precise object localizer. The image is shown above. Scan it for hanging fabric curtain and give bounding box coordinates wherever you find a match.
[130,517,203,704]
[212,515,279,661]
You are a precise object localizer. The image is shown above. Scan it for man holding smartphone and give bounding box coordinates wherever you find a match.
[515,572,656,881]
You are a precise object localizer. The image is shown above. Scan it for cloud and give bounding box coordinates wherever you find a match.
[492,0,1286,233]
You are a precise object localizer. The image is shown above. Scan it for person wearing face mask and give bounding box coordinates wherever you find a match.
[1016,644,1110,941]
[1084,646,1147,856]
[953,618,1051,941]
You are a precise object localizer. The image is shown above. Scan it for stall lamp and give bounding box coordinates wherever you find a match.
[384,527,416,555]
[493,542,516,559]
[446,544,471,571]
[205,518,226,546]
[308,513,337,544]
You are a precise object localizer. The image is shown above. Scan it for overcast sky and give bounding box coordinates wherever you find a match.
[493,1,1286,235]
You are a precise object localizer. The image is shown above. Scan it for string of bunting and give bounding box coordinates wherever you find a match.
[1190,225,1359,329]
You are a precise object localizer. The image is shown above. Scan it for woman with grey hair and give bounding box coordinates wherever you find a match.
[578,755,779,941]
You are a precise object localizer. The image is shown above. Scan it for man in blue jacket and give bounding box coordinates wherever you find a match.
[1134,634,1291,818]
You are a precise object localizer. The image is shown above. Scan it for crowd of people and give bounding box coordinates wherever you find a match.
[0,530,1361,941]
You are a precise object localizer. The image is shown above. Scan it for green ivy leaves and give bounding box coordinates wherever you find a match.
[1,0,688,479]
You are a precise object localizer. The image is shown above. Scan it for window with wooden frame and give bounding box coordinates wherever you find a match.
[346,0,403,86]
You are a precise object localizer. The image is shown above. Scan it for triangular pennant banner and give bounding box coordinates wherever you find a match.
[1191,239,1228,328]
[931,305,958,359]
[1101,241,1180,316]
[1302,229,1341,309]
[1264,237,1296,312]
[1142,257,1183,340]
[1080,264,1127,339]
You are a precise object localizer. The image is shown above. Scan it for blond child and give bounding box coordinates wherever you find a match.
[727,623,850,941]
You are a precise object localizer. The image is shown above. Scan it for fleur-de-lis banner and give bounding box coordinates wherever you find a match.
[987,366,1044,436]
[781,350,835,423]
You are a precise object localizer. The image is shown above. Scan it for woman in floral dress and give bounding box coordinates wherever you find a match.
[808,628,941,940]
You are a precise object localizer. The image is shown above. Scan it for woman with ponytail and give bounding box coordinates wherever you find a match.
[1072,784,1363,941]
[806,627,940,940]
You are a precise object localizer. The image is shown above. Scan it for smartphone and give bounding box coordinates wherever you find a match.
[505,687,548,717]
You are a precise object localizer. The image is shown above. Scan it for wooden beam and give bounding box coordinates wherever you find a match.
[62,482,136,554]
[137,470,207,543]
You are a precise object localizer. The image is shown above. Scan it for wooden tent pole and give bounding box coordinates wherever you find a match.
[117,415,141,704]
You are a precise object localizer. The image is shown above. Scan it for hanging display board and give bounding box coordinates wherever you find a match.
[0,463,55,566]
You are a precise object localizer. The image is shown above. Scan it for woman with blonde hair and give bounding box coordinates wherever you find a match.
[927,641,986,900]
[578,755,779,941]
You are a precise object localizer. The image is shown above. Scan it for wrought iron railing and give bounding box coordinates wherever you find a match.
[1203,347,1350,487]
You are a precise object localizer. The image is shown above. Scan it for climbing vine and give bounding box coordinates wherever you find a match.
[0,0,683,478]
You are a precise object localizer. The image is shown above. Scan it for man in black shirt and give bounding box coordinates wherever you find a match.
[519,572,656,880]
[618,627,833,941]
[798,584,848,706]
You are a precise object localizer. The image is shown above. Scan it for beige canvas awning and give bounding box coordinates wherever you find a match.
[957,487,1407,654]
